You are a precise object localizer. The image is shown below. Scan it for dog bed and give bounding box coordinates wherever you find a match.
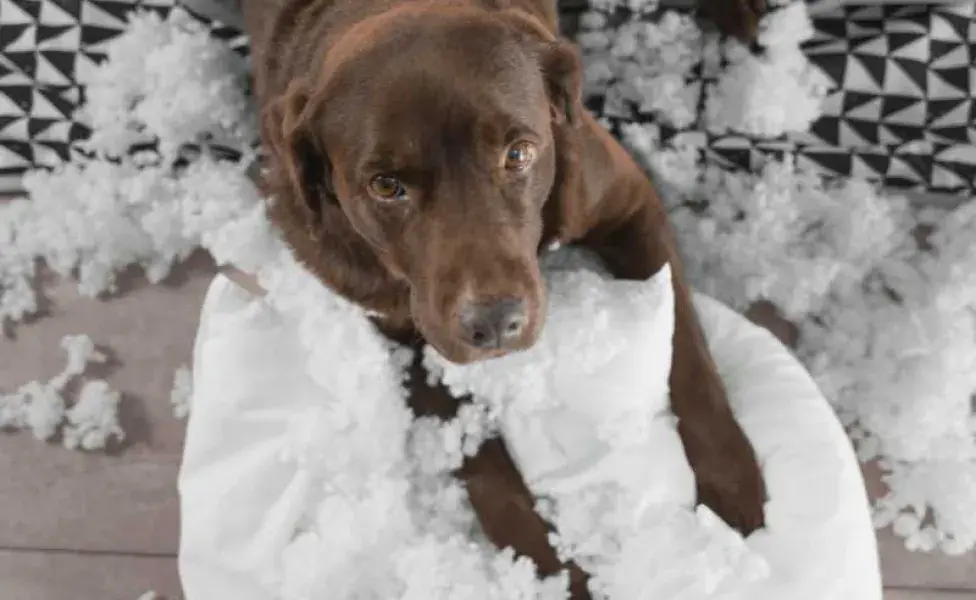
[178,243,881,599]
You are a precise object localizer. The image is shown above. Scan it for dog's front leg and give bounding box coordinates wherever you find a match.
[402,348,593,598]
[578,198,767,535]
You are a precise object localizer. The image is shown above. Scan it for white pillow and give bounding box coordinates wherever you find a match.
[179,243,879,600]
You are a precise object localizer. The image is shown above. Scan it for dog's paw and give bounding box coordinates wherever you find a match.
[701,0,768,43]
[690,434,767,535]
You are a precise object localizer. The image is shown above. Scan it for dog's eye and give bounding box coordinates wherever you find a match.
[504,141,537,172]
[369,175,408,201]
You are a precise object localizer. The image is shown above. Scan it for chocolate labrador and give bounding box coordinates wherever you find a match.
[240,0,767,595]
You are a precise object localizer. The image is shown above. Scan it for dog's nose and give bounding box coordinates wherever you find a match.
[458,298,528,350]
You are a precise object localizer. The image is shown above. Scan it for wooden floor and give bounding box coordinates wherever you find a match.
[1,256,975,600]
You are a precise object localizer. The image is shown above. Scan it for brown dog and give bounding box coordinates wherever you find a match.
[242,0,767,596]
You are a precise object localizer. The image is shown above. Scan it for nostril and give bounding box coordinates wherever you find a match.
[458,298,528,351]
[499,311,527,341]
[471,327,490,347]
[460,310,498,350]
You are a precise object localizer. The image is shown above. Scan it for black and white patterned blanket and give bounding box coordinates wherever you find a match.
[0,0,245,190]
[799,4,975,192]
[1,0,974,195]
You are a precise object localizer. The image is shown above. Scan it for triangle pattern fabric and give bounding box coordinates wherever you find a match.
[888,32,923,55]
[928,69,968,99]
[776,4,974,193]
[0,24,36,52]
[850,35,887,56]
[37,50,76,81]
[26,115,56,138]
[883,101,927,126]
[39,0,79,25]
[840,119,877,147]
[931,164,967,189]
[32,118,70,142]
[79,1,126,30]
[843,56,883,93]
[881,95,920,118]
[0,0,259,190]
[934,66,969,93]
[0,143,31,170]
[851,154,883,179]
[34,54,71,85]
[931,14,964,41]
[0,88,27,116]
[30,88,67,119]
[886,155,928,185]
[0,0,37,25]
[5,51,37,79]
[891,36,929,62]
[845,96,882,121]
[0,115,28,139]
[930,43,968,69]
[804,148,853,176]
[95,0,142,23]
[884,59,926,97]
[36,24,78,46]
[808,52,847,87]
[3,0,976,199]
[1,0,171,185]
[80,24,121,48]
[31,140,65,166]
[855,54,887,89]
[847,5,883,21]
[806,38,849,56]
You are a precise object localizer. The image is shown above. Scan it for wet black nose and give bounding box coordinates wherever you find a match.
[458,298,528,350]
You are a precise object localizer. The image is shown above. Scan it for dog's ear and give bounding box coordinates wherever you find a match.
[496,10,583,127]
[538,40,582,126]
[261,78,338,224]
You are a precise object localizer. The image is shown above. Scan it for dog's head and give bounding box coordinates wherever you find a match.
[262,5,582,364]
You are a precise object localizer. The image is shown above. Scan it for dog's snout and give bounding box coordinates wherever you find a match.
[458,298,528,350]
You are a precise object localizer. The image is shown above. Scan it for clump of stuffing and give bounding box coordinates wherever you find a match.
[614,12,703,127]
[646,144,916,320]
[0,7,258,332]
[62,380,125,451]
[795,201,976,555]
[704,2,829,136]
[79,7,254,160]
[587,0,660,14]
[0,334,123,450]
[0,156,259,330]
[170,365,193,419]
[0,380,66,442]
[577,9,702,127]
[578,1,826,136]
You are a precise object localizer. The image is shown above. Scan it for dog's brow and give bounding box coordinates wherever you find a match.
[360,155,431,186]
[361,156,409,175]
[503,123,542,144]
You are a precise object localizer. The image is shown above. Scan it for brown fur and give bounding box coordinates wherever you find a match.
[243,0,768,597]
